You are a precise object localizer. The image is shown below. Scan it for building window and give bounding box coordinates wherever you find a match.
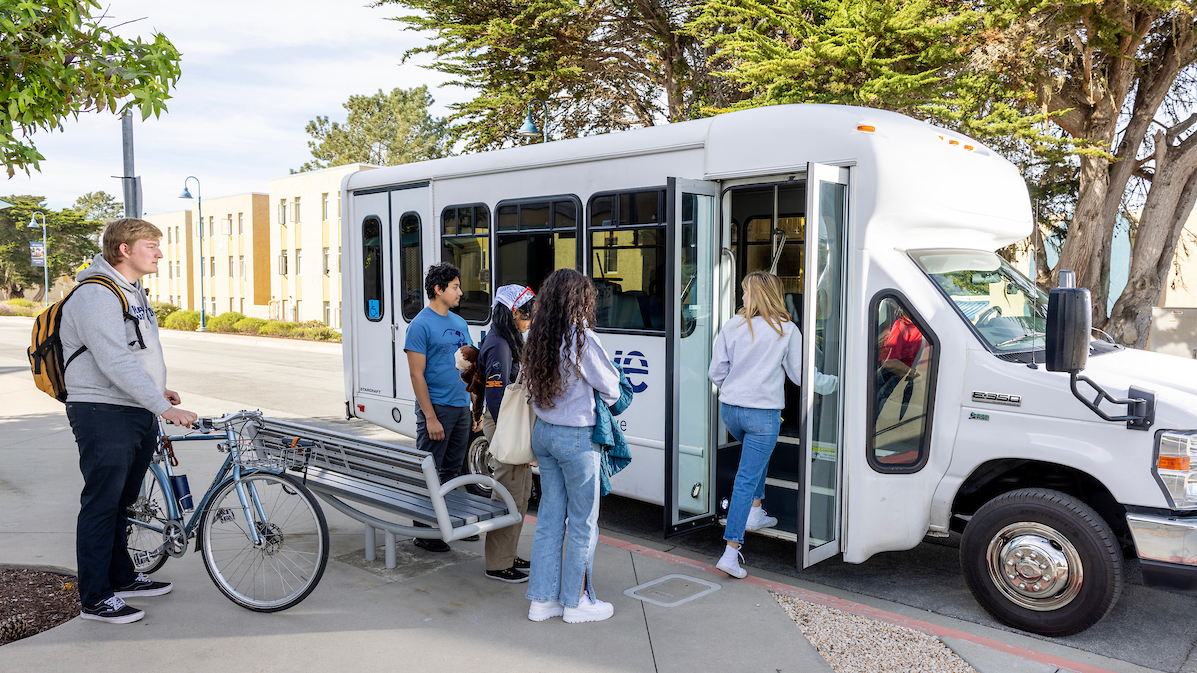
[229,297,234,313]
[295,300,302,322]
[209,257,215,278]
[279,250,288,276]
[400,213,422,320]
[237,212,244,234]
[440,204,490,322]
[296,248,303,275]
[239,255,245,277]
[200,259,205,278]
[292,197,301,223]
[239,298,244,314]
[209,297,216,316]
[228,256,234,277]
[175,226,180,244]
[336,195,341,218]
[278,199,286,225]
[322,193,329,221]
[324,301,331,325]
[208,216,214,237]
[588,189,667,331]
[495,196,579,295]
[166,227,172,245]
[337,246,341,273]
[168,263,173,280]
[363,217,384,321]
[322,247,330,274]
[868,293,938,473]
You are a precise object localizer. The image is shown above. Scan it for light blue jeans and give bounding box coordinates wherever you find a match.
[526,419,602,609]
[721,403,782,545]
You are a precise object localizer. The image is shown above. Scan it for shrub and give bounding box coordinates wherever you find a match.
[258,320,297,337]
[233,317,268,335]
[299,326,341,341]
[6,298,35,308]
[149,301,179,327]
[0,303,14,317]
[299,319,328,329]
[207,312,246,333]
[164,310,200,331]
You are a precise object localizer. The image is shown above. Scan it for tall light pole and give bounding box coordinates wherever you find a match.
[179,176,207,331]
[517,98,549,143]
[28,213,48,304]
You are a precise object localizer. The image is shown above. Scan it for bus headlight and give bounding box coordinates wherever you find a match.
[1154,430,1197,509]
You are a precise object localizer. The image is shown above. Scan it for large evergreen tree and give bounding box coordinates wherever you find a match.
[0,195,102,299]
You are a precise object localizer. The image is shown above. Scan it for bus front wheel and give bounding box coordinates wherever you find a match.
[960,488,1123,637]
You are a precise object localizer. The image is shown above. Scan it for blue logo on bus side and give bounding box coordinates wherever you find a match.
[614,350,649,393]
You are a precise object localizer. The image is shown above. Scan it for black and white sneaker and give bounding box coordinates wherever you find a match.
[485,567,529,583]
[114,573,173,598]
[80,596,144,624]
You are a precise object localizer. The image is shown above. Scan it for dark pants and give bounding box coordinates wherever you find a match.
[415,403,471,483]
[65,402,158,607]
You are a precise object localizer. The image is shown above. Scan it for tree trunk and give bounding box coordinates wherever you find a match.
[1032,221,1051,290]
[1054,151,1115,322]
[1108,141,1197,348]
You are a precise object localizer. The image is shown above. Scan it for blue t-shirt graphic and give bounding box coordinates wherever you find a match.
[404,307,474,407]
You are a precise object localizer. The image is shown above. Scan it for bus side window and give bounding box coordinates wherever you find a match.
[363,216,384,322]
[495,195,581,294]
[441,204,491,322]
[587,189,666,331]
[868,293,938,473]
[400,212,422,321]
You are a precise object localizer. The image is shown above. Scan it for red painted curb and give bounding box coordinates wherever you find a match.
[525,515,1116,673]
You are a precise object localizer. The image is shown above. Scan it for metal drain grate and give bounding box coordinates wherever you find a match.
[624,574,721,608]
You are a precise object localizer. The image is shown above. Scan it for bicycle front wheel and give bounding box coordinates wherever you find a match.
[200,472,328,612]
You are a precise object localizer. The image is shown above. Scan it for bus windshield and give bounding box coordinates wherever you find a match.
[911,250,1047,352]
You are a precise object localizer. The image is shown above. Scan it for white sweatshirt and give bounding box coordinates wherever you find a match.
[707,316,838,410]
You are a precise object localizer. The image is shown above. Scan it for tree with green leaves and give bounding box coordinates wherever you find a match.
[375,0,735,151]
[296,86,450,172]
[0,1,182,178]
[72,191,122,223]
[0,195,102,299]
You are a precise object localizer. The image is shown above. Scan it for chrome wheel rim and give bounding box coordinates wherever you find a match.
[986,521,1083,611]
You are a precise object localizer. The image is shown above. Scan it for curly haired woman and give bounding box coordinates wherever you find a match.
[522,269,621,624]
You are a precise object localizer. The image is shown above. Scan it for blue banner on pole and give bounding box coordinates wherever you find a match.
[29,242,45,268]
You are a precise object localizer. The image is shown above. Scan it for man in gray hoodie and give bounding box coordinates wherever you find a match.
[61,218,197,624]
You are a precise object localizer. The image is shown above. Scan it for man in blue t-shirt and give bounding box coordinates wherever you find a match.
[404,262,475,552]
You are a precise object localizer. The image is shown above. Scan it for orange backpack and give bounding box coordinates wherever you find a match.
[28,276,146,402]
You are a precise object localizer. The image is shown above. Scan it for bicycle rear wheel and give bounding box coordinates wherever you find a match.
[126,470,170,574]
[200,472,328,612]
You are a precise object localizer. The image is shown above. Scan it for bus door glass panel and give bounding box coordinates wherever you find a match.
[495,198,580,293]
[441,204,491,322]
[391,185,429,406]
[801,163,849,568]
[667,178,719,534]
[354,191,394,398]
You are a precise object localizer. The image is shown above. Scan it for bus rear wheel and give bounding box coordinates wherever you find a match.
[960,488,1122,637]
[464,431,496,497]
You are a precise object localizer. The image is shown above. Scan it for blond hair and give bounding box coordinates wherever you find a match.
[738,271,790,341]
[102,218,162,265]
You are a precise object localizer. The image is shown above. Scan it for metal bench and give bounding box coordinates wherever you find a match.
[245,417,520,569]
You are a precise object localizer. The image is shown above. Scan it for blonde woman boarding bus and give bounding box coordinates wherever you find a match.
[708,271,838,579]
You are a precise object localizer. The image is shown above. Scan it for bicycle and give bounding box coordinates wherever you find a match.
[124,410,329,612]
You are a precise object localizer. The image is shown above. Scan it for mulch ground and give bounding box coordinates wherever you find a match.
[0,569,80,646]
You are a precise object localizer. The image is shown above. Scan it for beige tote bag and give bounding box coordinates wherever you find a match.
[489,369,536,465]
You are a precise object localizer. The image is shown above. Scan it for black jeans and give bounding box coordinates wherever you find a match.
[65,402,158,607]
[414,403,471,483]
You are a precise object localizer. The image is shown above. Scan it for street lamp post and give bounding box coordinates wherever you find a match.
[517,98,549,143]
[28,213,48,304]
[179,176,207,332]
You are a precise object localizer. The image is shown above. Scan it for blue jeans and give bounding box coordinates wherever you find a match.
[526,419,602,608]
[721,403,782,545]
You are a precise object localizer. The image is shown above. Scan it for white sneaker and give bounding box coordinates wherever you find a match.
[745,506,778,531]
[562,596,614,623]
[716,546,748,579]
[528,600,564,622]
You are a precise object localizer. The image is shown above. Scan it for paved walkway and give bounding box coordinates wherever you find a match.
[0,353,1162,673]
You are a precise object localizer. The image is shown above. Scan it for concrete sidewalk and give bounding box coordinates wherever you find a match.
[0,360,1162,673]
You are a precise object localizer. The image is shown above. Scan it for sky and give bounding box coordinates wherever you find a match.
[5,1,467,216]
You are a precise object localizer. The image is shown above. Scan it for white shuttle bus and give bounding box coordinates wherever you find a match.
[340,104,1197,636]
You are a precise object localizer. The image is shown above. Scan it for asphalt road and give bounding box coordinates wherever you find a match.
[4,318,1195,671]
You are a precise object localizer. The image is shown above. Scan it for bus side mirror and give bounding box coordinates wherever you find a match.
[1045,271,1090,373]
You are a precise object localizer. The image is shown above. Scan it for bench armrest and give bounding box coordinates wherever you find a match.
[435,473,520,541]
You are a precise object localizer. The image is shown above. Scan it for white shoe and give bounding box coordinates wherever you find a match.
[716,546,748,579]
[528,600,564,622]
[563,596,614,623]
[745,506,778,531]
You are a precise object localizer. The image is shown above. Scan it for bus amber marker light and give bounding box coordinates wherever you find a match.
[856,125,875,133]
[1159,455,1191,471]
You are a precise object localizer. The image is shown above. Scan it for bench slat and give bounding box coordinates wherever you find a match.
[304,468,506,526]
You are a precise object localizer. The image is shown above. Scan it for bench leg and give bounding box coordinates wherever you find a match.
[385,531,397,569]
[365,524,376,562]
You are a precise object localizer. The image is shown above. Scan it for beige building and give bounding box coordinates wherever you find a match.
[143,209,195,309]
[268,164,375,327]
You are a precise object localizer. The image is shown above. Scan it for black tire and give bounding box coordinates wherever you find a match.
[200,472,329,612]
[464,430,496,497]
[126,470,171,574]
[960,488,1122,637]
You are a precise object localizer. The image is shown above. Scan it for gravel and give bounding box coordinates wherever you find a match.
[773,592,977,673]
[0,569,80,646]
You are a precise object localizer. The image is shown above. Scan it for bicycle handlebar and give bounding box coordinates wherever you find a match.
[193,410,263,432]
